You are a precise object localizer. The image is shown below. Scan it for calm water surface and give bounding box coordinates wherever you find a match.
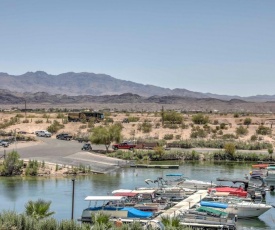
[0,162,274,229]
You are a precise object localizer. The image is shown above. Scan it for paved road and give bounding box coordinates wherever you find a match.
[4,138,125,173]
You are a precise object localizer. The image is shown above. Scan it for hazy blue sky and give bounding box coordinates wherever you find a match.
[0,1,274,96]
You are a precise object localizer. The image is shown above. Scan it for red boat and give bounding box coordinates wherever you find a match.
[208,186,247,197]
[252,164,269,169]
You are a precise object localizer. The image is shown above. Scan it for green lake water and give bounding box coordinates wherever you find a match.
[0,161,275,229]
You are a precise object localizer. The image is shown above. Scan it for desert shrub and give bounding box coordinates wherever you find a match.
[56,113,65,119]
[219,123,227,129]
[79,125,87,129]
[217,130,223,135]
[137,122,152,133]
[243,117,252,126]
[256,125,272,135]
[175,134,181,140]
[163,134,174,140]
[163,123,179,129]
[42,113,50,119]
[62,118,68,124]
[25,160,39,176]
[222,134,237,140]
[192,113,209,124]
[1,151,23,176]
[128,116,140,122]
[233,113,239,118]
[104,117,114,124]
[162,111,183,124]
[155,122,161,128]
[181,123,189,129]
[22,119,30,123]
[236,125,248,136]
[35,120,43,124]
[213,120,219,125]
[224,142,236,159]
[250,135,258,141]
[190,126,207,138]
[47,120,64,133]
[0,117,19,129]
[15,114,24,118]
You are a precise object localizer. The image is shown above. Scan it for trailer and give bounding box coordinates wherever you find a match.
[68,112,104,122]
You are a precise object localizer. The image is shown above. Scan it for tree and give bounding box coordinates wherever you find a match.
[90,123,122,153]
[268,148,274,160]
[25,199,55,220]
[1,151,23,176]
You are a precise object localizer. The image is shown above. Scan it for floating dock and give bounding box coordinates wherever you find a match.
[154,190,208,220]
[130,164,179,169]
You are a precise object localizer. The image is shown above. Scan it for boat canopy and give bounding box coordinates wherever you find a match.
[84,196,125,201]
[166,173,183,177]
[196,206,228,217]
[267,166,275,170]
[113,192,137,197]
[132,189,156,194]
[216,177,249,184]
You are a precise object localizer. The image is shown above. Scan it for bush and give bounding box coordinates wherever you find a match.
[47,120,64,133]
[250,135,258,141]
[224,142,236,159]
[192,113,209,124]
[162,111,183,124]
[256,125,272,135]
[163,134,174,140]
[190,126,207,138]
[236,125,248,136]
[128,116,140,122]
[243,117,252,126]
[137,122,152,133]
[25,160,39,176]
[35,120,43,124]
[1,151,23,176]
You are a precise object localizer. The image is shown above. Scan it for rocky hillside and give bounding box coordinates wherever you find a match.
[1,71,275,102]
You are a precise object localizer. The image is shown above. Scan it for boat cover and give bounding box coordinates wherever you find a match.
[166,173,183,177]
[122,207,153,218]
[200,201,228,209]
[196,206,228,217]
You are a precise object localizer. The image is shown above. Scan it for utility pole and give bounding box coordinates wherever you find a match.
[71,179,75,220]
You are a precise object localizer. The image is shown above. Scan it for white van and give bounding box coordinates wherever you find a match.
[35,130,52,137]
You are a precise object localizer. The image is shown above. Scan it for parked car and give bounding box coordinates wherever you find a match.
[81,143,92,151]
[112,142,136,150]
[35,130,52,137]
[56,133,72,141]
[0,140,9,148]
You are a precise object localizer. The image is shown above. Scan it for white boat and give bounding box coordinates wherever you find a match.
[200,200,273,218]
[80,196,153,222]
[162,174,216,190]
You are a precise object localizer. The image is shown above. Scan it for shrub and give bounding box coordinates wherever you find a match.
[163,134,174,140]
[256,125,272,135]
[35,120,43,124]
[1,151,23,176]
[137,122,152,133]
[162,111,183,124]
[25,160,39,176]
[190,126,207,138]
[56,113,65,119]
[192,113,209,124]
[250,135,258,141]
[127,116,140,122]
[220,123,227,129]
[243,117,252,126]
[236,125,248,136]
[47,120,64,133]
[224,142,236,159]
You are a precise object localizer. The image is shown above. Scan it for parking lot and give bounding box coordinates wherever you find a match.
[1,137,125,173]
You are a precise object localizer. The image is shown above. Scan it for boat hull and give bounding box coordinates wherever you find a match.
[226,203,271,218]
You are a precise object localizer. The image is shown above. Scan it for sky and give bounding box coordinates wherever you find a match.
[0,0,275,96]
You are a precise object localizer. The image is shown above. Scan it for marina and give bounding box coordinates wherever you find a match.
[0,162,275,229]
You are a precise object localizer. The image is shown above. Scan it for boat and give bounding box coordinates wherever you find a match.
[208,187,247,198]
[155,173,216,190]
[80,196,153,222]
[112,189,169,212]
[200,200,273,218]
[265,166,275,182]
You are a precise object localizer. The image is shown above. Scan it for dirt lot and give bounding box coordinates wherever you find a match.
[1,111,275,147]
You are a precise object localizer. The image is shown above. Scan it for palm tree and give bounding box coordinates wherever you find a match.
[25,199,55,220]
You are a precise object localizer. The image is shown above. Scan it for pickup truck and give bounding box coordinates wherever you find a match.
[0,140,9,148]
[56,133,73,141]
[112,142,136,150]
[35,130,52,137]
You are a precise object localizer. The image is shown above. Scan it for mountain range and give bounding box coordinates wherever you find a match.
[1,71,275,102]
